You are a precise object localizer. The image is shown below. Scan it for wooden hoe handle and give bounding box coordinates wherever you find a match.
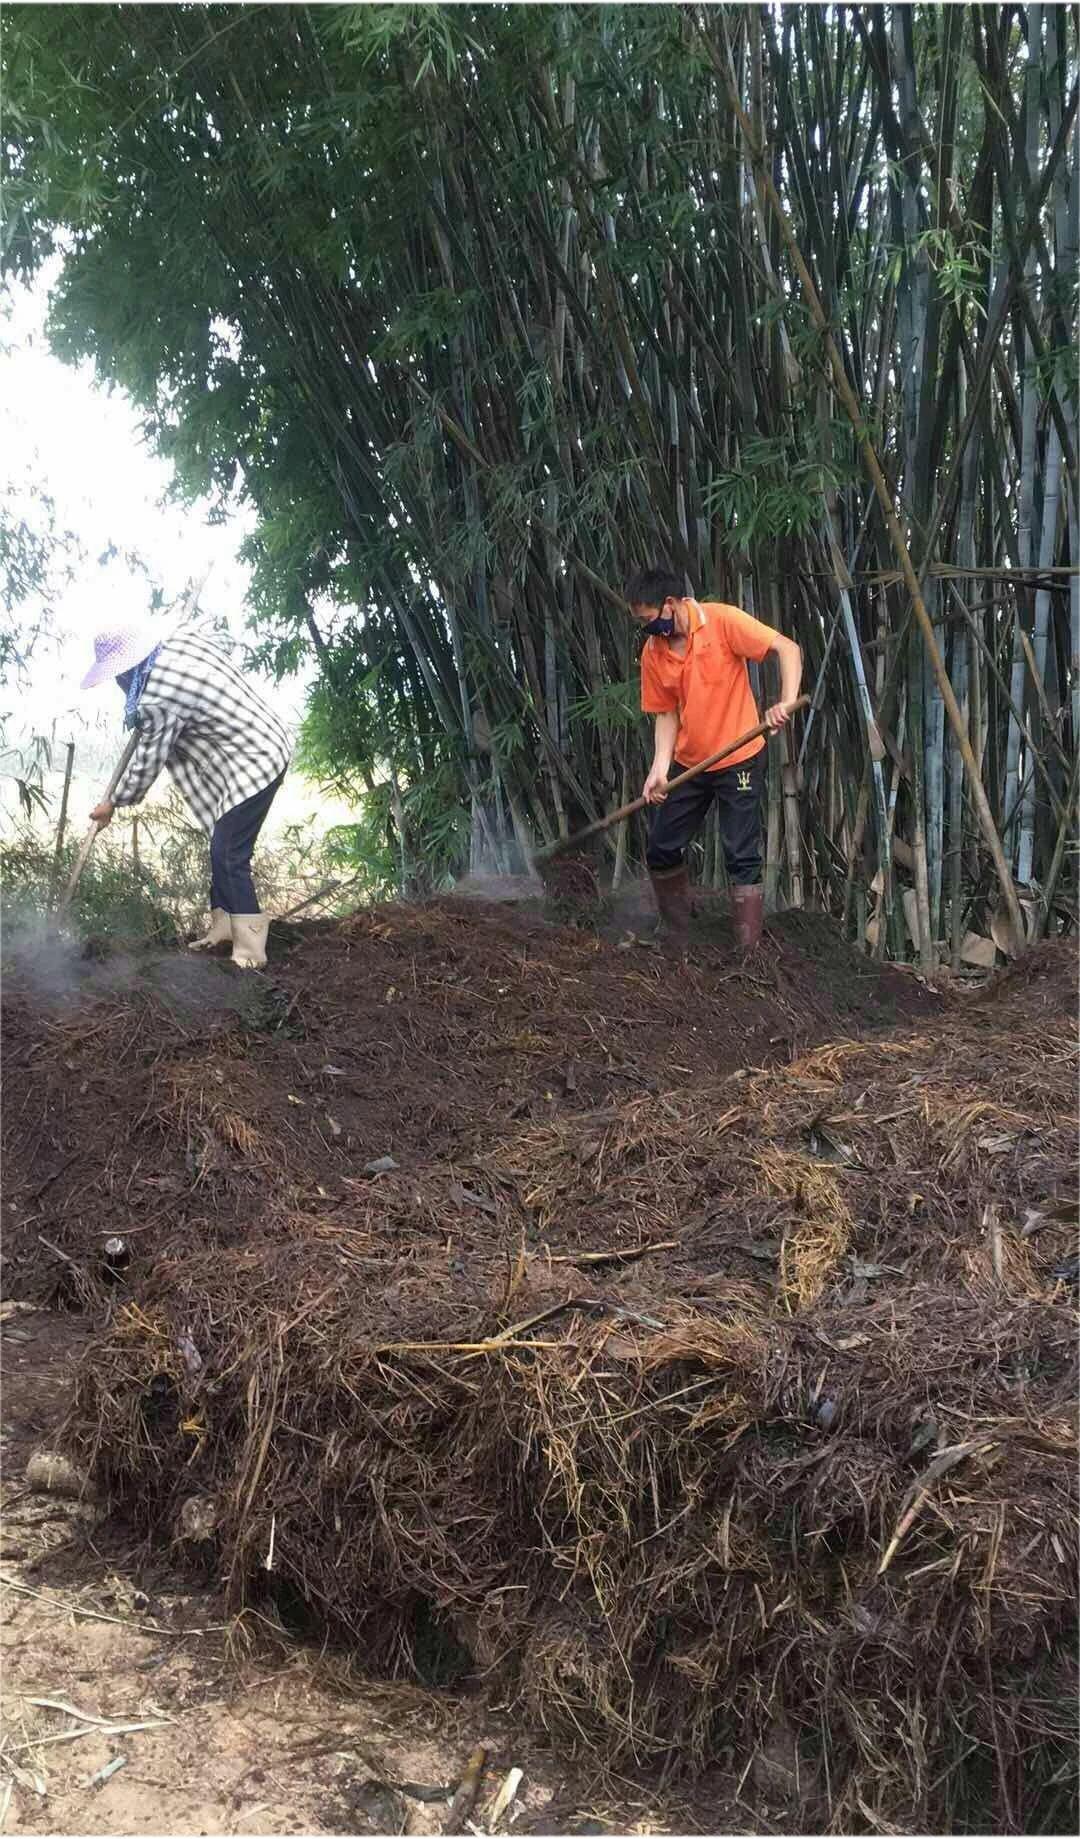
[534,695,810,864]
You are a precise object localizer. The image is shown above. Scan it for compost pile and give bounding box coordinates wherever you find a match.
[3,901,1077,1833]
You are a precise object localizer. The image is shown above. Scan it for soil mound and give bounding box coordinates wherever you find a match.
[2,906,1075,1833]
[2,900,935,1291]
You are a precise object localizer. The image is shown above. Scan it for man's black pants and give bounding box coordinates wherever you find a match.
[209,773,284,914]
[645,753,764,885]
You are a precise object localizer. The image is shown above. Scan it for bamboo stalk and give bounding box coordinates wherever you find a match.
[47,740,76,912]
[56,734,139,918]
[1038,753,1080,937]
[1018,425,1064,884]
[709,22,1028,949]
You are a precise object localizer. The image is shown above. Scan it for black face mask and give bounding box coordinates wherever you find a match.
[643,612,676,637]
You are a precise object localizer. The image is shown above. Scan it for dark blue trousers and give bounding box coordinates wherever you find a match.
[208,774,284,914]
[645,753,764,884]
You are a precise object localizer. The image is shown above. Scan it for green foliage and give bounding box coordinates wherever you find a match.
[568,676,639,731]
[298,666,470,896]
[3,2,1074,949]
[0,465,75,813]
[704,434,854,548]
[0,734,53,821]
[1032,340,1080,412]
[912,226,990,317]
[1,797,346,944]
[0,478,80,685]
[0,832,182,946]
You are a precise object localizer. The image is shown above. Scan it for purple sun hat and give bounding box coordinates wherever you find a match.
[80,620,166,690]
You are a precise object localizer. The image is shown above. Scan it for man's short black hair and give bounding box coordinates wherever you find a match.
[625,565,683,609]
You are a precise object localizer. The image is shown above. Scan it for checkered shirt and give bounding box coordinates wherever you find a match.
[112,629,293,835]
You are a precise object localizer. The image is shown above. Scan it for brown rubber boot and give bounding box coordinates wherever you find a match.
[731,882,765,951]
[649,864,693,942]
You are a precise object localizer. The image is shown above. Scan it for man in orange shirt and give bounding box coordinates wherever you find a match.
[626,566,803,948]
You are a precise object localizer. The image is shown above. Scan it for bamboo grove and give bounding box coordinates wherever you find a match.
[4,4,1078,961]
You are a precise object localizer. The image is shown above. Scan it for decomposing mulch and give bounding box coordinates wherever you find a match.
[2,901,1076,1834]
[1,901,936,1287]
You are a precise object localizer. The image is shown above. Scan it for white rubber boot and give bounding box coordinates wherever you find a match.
[230,914,270,970]
[188,908,232,952]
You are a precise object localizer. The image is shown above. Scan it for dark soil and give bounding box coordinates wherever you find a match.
[2,899,938,1296]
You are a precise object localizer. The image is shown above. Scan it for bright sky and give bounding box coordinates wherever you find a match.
[0,265,344,834]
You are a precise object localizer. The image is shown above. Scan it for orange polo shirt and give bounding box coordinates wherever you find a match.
[640,599,774,770]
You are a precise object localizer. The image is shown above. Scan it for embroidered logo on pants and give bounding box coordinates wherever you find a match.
[736,770,752,792]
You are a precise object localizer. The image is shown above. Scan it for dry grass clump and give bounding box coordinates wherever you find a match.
[754,1147,853,1309]
[482,975,1075,1305]
[66,1239,1077,1832]
[161,1063,272,1164]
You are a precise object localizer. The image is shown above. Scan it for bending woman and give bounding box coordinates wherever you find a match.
[81,619,293,969]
